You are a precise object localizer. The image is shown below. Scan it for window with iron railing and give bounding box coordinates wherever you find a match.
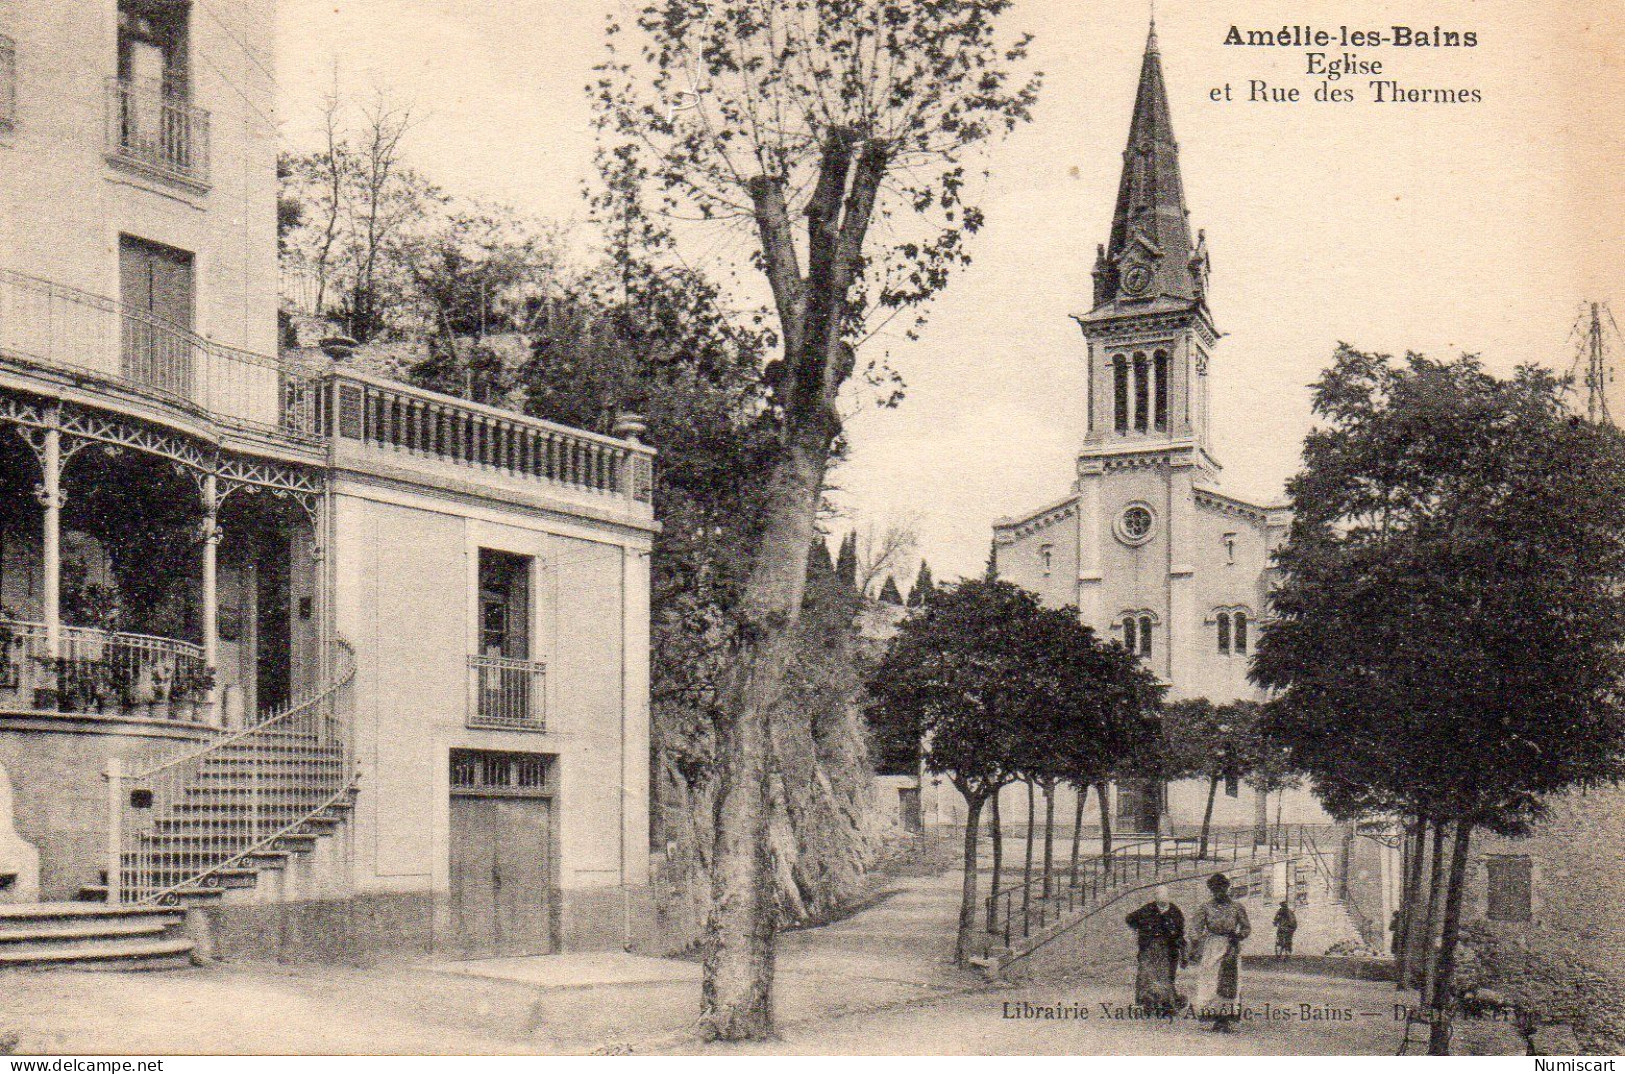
[0,34,15,130]
[110,1,207,185]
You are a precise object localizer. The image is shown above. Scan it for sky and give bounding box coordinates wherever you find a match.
[275,0,1625,582]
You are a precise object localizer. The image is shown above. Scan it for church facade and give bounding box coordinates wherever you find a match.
[991,26,1323,835]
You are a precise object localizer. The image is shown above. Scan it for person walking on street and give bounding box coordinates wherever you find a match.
[1273,899,1298,959]
[1189,872,1251,1032]
[1125,884,1186,1018]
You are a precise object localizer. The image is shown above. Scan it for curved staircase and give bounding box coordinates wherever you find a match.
[0,643,357,972]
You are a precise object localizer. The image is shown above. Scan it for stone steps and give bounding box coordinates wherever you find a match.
[0,904,194,971]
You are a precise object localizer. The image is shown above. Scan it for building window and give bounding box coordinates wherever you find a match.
[1120,614,1155,657]
[1223,532,1237,564]
[0,35,15,130]
[1486,856,1533,922]
[1116,503,1156,547]
[1234,611,1249,654]
[1113,355,1129,432]
[1216,612,1231,654]
[478,549,532,659]
[119,235,195,400]
[112,0,208,184]
[1153,350,1169,430]
[1132,353,1149,432]
[1040,544,1053,576]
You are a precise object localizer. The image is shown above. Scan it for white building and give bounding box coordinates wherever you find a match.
[0,0,653,964]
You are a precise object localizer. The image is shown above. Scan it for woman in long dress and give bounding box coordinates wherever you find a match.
[1189,872,1251,1032]
[1125,884,1185,1017]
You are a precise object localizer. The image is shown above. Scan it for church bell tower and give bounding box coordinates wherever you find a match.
[1070,20,1219,673]
[1076,21,1217,463]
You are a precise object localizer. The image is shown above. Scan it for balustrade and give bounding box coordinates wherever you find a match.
[0,619,211,723]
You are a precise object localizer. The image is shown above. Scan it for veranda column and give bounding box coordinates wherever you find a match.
[38,422,61,660]
[200,471,221,726]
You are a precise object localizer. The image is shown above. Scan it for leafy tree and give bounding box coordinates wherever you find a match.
[593,0,1041,1037]
[1158,699,1262,859]
[867,580,1040,964]
[1253,348,1625,1054]
[279,86,442,342]
[907,561,935,608]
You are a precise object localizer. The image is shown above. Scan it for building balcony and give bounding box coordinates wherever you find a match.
[0,269,656,523]
[0,268,318,442]
[317,371,656,522]
[0,619,213,726]
[105,78,210,188]
[467,654,546,732]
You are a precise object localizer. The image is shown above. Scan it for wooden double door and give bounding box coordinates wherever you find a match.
[448,793,554,957]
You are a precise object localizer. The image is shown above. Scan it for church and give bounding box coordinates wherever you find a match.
[989,24,1325,836]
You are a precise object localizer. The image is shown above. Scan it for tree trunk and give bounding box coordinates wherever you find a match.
[1068,785,1085,887]
[700,132,890,1042]
[986,791,1004,932]
[1427,823,1474,1056]
[954,791,985,965]
[1041,783,1056,899]
[699,433,831,1042]
[1021,781,1035,925]
[1198,775,1219,859]
[1397,817,1427,989]
[1420,820,1449,1005]
[1096,781,1113,859]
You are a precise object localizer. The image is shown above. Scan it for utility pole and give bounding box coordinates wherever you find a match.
[1575,301,1618,426]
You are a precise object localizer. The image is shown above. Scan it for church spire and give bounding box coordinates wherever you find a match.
[1090,21,1206,314]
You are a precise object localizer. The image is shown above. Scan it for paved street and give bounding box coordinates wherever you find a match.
[0,862,1522,1055]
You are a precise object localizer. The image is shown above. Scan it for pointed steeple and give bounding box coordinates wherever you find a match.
[1089,21,1205,315]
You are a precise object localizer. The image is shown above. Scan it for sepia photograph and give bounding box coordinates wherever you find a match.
[0,0,1621,1060]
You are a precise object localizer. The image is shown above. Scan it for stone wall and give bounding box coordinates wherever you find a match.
[1459,788,1625,1052]
[0,721,204,899]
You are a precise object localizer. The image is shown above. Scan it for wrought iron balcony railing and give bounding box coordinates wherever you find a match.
[106,78,209,186]
[0,268,318,440]
[0,619,211,723]
[468,654,546,731]
[0,269,655,508]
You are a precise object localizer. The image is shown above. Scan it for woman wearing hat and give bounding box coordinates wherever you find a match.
[1188,872,1251,1031]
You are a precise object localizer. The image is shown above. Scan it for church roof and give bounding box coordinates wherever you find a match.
[1085,22,1209,322]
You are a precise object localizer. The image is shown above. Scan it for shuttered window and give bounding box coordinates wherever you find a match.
[1486,856,1532,923]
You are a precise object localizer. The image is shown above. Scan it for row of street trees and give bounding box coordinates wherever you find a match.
[866,581,1307,967]
[868,579,1160,963]
[1254,348,1625,1054]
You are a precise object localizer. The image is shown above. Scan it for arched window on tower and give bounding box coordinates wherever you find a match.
[1216,612,1231,654]
[1234,611,1249,654]
[1138,615,1153,657]
[1153,350,1170,430]
[1113,355,1129,433]
[1122,619,1136,652]
[1132,353,1149,432]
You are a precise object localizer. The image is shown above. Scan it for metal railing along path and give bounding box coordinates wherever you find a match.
[983,823,1339,967]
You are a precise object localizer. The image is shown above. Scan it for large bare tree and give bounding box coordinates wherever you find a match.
[594,0,1039,1040]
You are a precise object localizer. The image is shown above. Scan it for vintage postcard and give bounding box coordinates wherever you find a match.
[0,0,1620,1061]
